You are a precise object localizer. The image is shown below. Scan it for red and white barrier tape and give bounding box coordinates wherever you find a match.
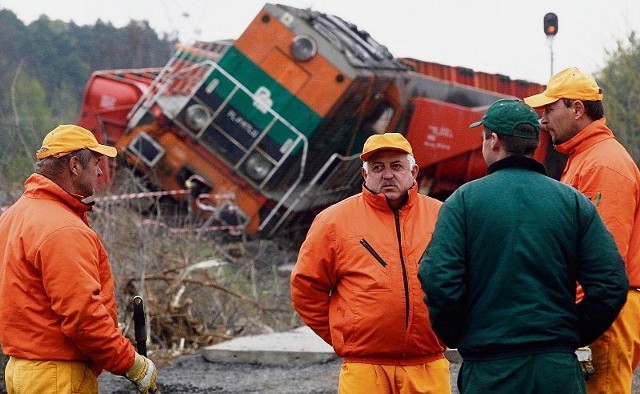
[92,189,245,234]
[3,189,245,234]
[3,191,197,213]
[93,189,190,201]
[93,189,236,203]
[139,219,244,235]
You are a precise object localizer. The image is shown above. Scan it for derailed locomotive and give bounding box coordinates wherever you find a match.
[77,3,555,236]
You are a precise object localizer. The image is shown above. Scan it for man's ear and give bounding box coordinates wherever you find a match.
[573,100,585,118]
[490,132,500,151]
[68,155,80,176]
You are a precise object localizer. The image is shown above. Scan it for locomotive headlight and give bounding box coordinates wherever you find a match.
[184,104,211,131]
[290,35,317,61]
[244,153,273,181]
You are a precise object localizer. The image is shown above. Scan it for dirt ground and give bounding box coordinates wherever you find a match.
[98,353,343,393]
[97,354,640,394]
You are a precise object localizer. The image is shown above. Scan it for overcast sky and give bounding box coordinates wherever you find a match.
[1,0,639,84]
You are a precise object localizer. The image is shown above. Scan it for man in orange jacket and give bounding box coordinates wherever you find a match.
[0,125,156,393]
[291,133,450,394]
[526,67,640,393]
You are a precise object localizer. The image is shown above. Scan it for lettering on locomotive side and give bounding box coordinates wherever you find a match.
[423,141,452,151]
[226,109,260,139]
[424,125,453,150]
[428,125,454,139]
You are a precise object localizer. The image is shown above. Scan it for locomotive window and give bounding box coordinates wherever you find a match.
[371,107,394,134]
[128,132,165,168]
[364,105,395,135]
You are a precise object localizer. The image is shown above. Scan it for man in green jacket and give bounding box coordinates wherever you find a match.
[418,99,628,394]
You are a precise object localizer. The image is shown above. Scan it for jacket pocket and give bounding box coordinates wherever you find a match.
[360,239,387,267]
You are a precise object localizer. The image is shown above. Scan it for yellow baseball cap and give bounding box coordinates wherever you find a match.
[36,125,117,159]
[524,67,603,108]
[360,133,413,161]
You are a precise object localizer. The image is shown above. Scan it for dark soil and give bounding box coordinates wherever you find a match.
[98,353,640,394]
[98,353,342,393]
[98,354,462,393]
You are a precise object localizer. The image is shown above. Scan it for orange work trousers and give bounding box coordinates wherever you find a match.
[338,358,451,394]
[5,357,99,394]
[587,289,640,394]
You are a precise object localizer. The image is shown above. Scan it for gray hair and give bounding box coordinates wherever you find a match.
[363,153,416,173]
[36,149,93,177]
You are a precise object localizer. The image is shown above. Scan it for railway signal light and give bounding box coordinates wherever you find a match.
[543,12,558,77]
[544,13,558,37]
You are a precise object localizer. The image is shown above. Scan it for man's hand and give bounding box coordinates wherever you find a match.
[126,352,157,393]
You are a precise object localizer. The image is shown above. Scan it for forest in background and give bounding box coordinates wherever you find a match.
[0,8,175,188]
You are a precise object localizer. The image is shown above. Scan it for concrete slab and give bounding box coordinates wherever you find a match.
[203,325,463,366]
[202,326,337,365]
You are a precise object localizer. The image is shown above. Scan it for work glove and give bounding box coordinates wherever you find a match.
[126,352,157,393]
[575,346,595,381]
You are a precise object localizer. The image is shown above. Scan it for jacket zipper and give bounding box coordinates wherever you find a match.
[395,212,410,328]
[360,239,387,267]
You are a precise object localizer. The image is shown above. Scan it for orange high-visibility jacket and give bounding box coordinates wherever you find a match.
[291,185,446,365]
[556,118,640,288]
[0,174,135,376]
